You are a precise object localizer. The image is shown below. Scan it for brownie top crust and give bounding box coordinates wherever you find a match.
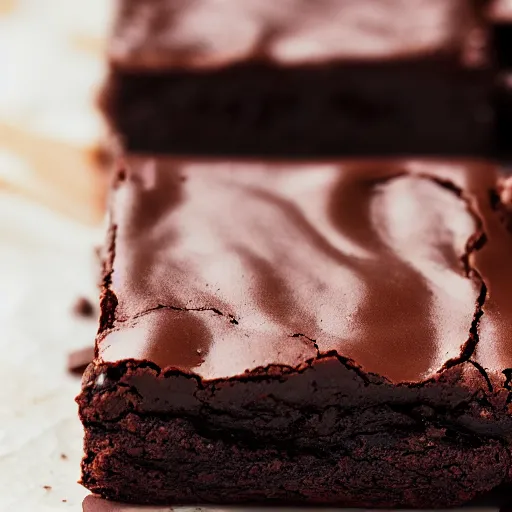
[109,0,485,70]
[96,159,512,386]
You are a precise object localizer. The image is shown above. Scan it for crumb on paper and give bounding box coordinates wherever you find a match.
[73,297,95,317]
[43,485,52,491]
[60,453,68,460]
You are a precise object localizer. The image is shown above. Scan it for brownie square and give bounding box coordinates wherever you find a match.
[78,157,512,508]
[100,0,494,157]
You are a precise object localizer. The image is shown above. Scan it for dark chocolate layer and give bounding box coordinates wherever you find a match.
[100,64,493,157]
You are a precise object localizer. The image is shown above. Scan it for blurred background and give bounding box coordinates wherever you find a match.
[0,1,112,510]
[0,0,109,222]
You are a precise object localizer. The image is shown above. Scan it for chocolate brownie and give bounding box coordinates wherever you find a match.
[78,158,512,508]
[100,0,494,157]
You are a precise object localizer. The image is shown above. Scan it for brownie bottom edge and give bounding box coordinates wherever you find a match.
[81,412,509,508]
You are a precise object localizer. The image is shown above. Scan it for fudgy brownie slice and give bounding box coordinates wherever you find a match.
[78,158,512,508]
[100,0,494,157]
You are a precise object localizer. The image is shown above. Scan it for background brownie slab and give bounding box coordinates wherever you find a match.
[101,0,493,156]
[489,0,512,68]
[78,158,512,507]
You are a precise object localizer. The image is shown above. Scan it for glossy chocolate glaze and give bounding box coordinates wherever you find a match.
[110,0,485,69]
[96,159,512,388]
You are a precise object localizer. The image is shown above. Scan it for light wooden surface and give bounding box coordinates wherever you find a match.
[0,123,108,225]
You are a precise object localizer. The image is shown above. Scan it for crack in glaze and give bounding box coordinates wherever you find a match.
[417,175,491,384]
[468,360,493,393]
[257,175,491,382]
[98,221,119,340]
[129,303,240,325]
[290,333,320,356]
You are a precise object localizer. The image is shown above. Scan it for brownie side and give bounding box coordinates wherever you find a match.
[78,360,511,507]
[99,62,492,157]
[81,414,508,507]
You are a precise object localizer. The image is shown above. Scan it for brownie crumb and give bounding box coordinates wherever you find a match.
[43,486,52,491]
[60,453,68,460]
[73,297,95,318]
[67,347,94,376]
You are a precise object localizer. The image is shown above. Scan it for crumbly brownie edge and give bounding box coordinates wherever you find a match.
[78,357,512,507]
[80,406,509,507]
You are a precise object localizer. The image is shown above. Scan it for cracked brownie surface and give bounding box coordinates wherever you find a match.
[78,158,512,507]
